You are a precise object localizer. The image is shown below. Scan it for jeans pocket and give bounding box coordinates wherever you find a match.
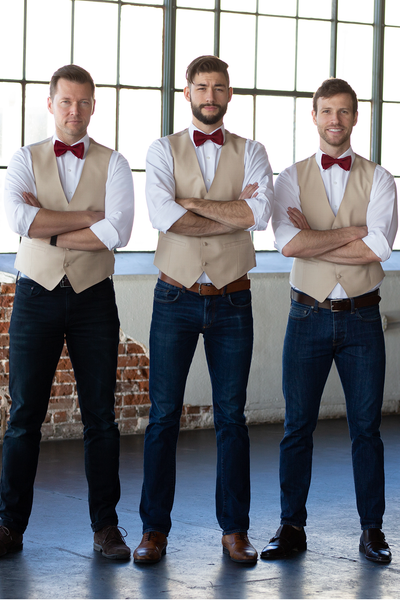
[16,279,43,299]
[288,301,312,320]
[226,289,252,308]
[154,285,181,304]
[355,305,381,322]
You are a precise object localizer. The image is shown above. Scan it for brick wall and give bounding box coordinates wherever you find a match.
[0,282,213,441]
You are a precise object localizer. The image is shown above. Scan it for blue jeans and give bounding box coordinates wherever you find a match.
[0,277,121,534]
[139,279,253,535]
[280,298,386,530]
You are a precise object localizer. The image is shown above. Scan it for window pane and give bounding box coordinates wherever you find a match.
[26,0,71,81]
[132,0,163,4]
[119,89,161,170]
[220,13,256,89]
[297,20,331,92]
[0,170,20,253]
[351,100,371,159]
[298,0,331,20]
[221,0,257,12]
[382,103,400,176]
[174,92,193,133]
[385,0,400,26]
[338,0,374,24]
[295,97,318,163]
[224,95,254,140]
[120,6,163,87]
[0,84,22,165]
[0,0,24,80]
[337,24,373,99]
[257,17,296,91]
[175,9,214,89]
[74,1,118,85]
[256,96,294,174]
[383,27,400,101]
[88,87,116,150]
[258,0,296,17]
[25,84,53,147]
[177,0,214,8]
[124,171,158,252]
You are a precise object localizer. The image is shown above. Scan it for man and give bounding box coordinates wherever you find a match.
[1,65,134,559]
[133,56,274,564]
[262,78,397,563]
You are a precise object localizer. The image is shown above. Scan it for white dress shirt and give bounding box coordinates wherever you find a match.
[146,123,274,283]
[272,148,398,298]
[4,134,134,250]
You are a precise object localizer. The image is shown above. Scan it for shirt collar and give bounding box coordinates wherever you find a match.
[188,123,225,147]
[316,146,355,170]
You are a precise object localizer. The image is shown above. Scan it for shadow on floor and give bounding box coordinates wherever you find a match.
[0,416,399,599]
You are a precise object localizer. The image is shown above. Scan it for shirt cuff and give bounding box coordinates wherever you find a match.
[362,230,392,263]
[273,223,301,253]
[90,219,120,251]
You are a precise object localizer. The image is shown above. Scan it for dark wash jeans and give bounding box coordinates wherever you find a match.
[280,299,386,530]
[0,277,121,534]
[139,279,254,535]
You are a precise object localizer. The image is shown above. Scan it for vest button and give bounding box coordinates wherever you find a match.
[202,261,207,266]
[203,242,207,246]
[337,274,341,279]
[64,263,69,268]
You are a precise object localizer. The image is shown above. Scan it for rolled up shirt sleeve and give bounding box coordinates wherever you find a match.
[90,152,135,250]
[243,139,274,232]
[362,165,398,263]
[4,147,40,237]
[272,165,302,253]
[145,138,187,234]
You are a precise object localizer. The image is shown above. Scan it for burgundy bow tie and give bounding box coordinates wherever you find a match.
[321,154,352,171]
[193,129,224,147]
[54,140,85,159]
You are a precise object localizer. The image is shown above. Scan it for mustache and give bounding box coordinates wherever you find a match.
[199,103,221,109]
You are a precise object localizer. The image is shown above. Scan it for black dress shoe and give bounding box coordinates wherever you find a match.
[260,525,306,560]
[359,529,392,564]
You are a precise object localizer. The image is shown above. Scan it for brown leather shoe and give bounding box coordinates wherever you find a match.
[93,525,131,560]
[133,531,167,564]
[359,529,392,563]
[0,525,23,557]
[222,532,258,563]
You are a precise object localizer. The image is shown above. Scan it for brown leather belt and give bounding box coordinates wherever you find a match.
[160,273,250,296]
[291,289,381,312]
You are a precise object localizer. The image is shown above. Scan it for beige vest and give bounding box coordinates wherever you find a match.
[291,154,384,302]
[15,138,115,293]
[153,129,256,288]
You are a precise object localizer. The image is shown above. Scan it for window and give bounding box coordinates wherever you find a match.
[0,0,398,253]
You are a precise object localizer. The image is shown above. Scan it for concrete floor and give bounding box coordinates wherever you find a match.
[0,416,399,599]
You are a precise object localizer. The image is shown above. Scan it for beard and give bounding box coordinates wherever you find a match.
[191,101,228,126]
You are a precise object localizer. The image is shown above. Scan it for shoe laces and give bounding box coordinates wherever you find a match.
[144,531,158,542]
[102,525,128,543]
[0,526,11,538]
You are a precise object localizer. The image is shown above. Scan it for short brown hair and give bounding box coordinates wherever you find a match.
[313,78,358,115]
[186,55,230,87]
[49,65,95,99]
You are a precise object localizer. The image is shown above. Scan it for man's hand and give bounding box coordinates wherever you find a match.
[239,183,259,200]
[287,207,310,230]
[23,191,42,208]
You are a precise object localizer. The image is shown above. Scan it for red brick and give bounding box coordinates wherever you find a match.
[139,355,149,367]
[0,284,16,294]
[0,374,9,386]
[121,368,141,381]
[119,418,138,433]
[126,342,145,354]
[118,355,140,368]
[138,381,149,392]
[54,371,75,384]
[0,322,10,334]
[0,296,14,308]
[50,383,73,397]
[60,345,70,357]
[57,358,73,370]
[49,398,74,410]
[120,406,138,419]
[184,405,201,415]
[0,333,9,348]
[53,411,68,424]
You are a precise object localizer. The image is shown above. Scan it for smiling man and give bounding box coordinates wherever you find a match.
[1,65,134,560]
[262,78,397,563]
[133,55,274,564]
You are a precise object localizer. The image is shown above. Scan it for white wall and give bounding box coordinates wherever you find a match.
[114,271,400,425]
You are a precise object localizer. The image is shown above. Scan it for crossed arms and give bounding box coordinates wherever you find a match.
[272,164,398,266]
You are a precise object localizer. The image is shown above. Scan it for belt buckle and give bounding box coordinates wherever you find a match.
[60,275,70,288]
[198,284,203,295]
[330,299,342,313]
